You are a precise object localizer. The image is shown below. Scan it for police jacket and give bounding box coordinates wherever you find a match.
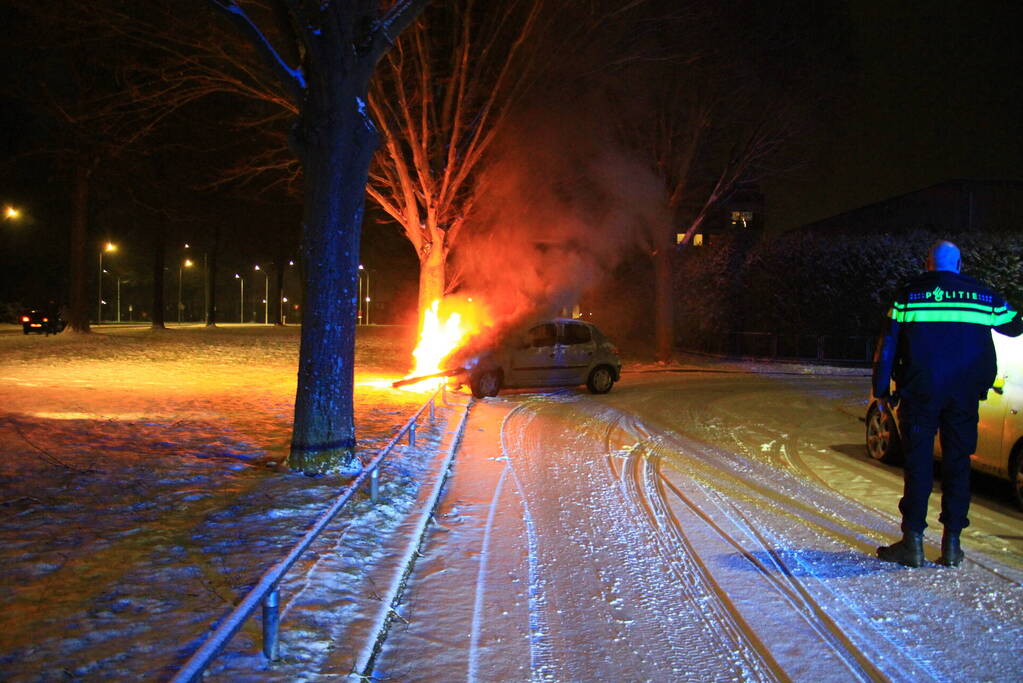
[872,270,1023,401]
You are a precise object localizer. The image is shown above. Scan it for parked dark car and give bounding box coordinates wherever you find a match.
[866,332,1023,509]
[20,309,65,335]
[460,318,622,398]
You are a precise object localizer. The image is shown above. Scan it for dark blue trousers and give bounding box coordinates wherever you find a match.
[898,393,978,533]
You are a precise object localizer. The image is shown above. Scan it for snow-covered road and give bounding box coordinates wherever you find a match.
[375,371,1023,682]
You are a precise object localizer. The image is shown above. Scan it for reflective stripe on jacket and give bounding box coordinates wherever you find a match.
[872,270,1023,400]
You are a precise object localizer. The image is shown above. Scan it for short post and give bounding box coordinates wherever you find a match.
[409,419,417,447]
[429,397,435,421]
[262,587,281,661]
[370,466,379,503]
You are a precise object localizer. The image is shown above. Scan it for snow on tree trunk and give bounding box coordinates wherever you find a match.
[417,243,447,330]
[288,99,377,474]
[66,162,91,334]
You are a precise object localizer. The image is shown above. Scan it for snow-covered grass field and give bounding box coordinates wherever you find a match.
[0,324,441,679]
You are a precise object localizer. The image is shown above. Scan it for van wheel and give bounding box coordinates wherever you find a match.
[587,366,614,394]
[865,403,901,464]
[470,369,502,398]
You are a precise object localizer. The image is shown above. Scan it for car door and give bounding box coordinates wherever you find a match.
[508,323,561,387]
[974,381,1008,475]
[558,321,596,384]
[974,333,1023,476]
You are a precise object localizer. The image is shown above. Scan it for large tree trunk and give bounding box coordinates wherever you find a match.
[653,246,674,363]
[417,242,446,329]
[66,161,91,333]
[289,96,377,474]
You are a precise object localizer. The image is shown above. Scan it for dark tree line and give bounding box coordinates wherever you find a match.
[674,229,1023,350]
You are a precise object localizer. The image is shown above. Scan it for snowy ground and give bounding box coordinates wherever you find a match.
[374,369,1023,682]
[0,323,442,680]
[2,326,1022,681]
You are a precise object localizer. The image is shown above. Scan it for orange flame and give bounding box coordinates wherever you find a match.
[400,297,490,391]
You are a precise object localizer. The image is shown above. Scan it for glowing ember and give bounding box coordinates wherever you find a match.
[400,297,490,391]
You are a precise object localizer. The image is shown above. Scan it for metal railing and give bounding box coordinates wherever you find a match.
[172,388,446,682]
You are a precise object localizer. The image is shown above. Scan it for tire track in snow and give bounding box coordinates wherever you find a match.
[496,401,556,682]
[603,416,781,682]
[648,458,886,682]
[727,422,1023,587]
[502,394,762,680]
[593,402,937,678]
[467,459,510,680]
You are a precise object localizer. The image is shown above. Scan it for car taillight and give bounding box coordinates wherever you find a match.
[20,316,29,323]
[42,317,49,322]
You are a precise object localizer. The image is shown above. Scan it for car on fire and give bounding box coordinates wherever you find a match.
[461,318,622,399]
[20,309,65,335]
[865,331,1023,509]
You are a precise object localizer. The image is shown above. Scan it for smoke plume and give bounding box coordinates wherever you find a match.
[452,90,671,342]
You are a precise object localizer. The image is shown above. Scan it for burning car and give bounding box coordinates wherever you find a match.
[865,331,1023,509]
[459,318,622,398]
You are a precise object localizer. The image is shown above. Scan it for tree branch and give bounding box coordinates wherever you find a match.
[206,0,306,106]
[371,0,432,63]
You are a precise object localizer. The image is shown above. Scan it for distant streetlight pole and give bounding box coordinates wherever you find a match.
[98,241,117,323]
[255,264,269,324]
[116,277,122,323]
[178,258,193,323]
[358,264,365,324]
[235,273,244,323]
[361,266,371,325]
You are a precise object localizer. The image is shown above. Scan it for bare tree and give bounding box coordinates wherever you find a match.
[205,0,428,473]
[364,0,548,323]
[613,4,809,362]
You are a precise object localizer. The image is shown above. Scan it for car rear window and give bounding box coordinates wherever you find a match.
[561,323,592,345]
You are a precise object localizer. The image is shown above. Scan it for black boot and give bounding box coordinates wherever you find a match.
[877,532,924,568]
[938,529,964,567]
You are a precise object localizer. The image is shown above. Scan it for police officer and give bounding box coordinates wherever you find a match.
[873,240,1022,567]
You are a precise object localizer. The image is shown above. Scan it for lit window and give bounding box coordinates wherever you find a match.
[731,211,754,228]
[676,233,685,244]
[693,233,704,246]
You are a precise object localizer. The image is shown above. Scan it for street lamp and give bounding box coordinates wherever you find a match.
[235,273,244,323]
[254,264,269,324]
[98,241,117,323]
[358,265,371,325]
[358,263,370,325]
[3,205,20,220]
[178,258,193,323]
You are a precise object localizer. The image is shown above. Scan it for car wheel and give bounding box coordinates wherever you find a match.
[470,369,502,399]
[1010,445,1023,511]
[865,403,901,464]
[587,366,614,394]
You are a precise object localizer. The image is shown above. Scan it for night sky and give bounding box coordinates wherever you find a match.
[765,0,1023,231]
[1,1,1020,307]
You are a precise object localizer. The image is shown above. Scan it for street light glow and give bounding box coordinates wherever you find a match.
[184,258,194,268]
[4,205,20,219]
[104,242,117,253]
